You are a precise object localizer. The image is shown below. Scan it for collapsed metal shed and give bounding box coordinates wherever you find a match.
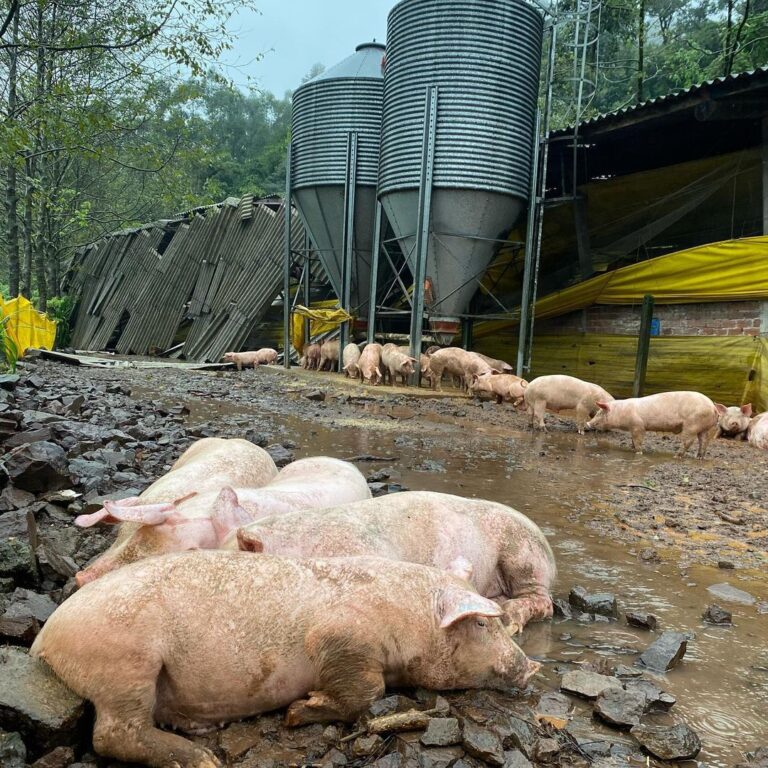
[66,196,305,362]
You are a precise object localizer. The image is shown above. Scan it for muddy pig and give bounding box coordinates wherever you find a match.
[586,390,720,457]
[524,374,613,434]
[381,343,417,386]
[342,342,361,377]
[358,342,383,384]
[33,551,540,767]
[469,371,528,404]
[715,403,752,439]
[303,343,321,370]
[748,412,768,449]
[235,490,555,634]
[319,339,340,371]
[223,348,277,369]
[73,438,278,584]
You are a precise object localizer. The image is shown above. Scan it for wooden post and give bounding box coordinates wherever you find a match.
[632,294,654,398]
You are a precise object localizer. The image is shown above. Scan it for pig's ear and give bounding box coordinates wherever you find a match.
[236,527,264,553]
[437,587,504,629]
[74,497,177,527]
[741,403,753,416]
[210,487,253,544]
[596,401,611,411]
[714,403,727,416]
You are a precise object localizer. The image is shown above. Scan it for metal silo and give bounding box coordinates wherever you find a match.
[291,42,385,316]
[379,0,543,341]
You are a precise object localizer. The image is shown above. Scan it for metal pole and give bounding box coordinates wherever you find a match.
[303,232,311,347]
[632,294,655,398]
[367,201,383,345]
[461,318,473,350]
[410,85,438,377]
[516,108,542,377]
[283,142,292,369]
[339,132,358,369]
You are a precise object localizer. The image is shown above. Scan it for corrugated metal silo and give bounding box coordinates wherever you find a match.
[291,42,385,314]
[379,0,543,339]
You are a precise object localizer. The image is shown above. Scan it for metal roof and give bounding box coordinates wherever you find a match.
[305,41,385,83]
[551,66,768,137]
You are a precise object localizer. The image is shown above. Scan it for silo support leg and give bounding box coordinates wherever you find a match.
[283,142,293,370]
[367,202,383,345]
[340,132,358,370]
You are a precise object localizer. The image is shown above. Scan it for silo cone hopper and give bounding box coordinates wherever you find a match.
[291,42,385,322]
[379,0,543,342]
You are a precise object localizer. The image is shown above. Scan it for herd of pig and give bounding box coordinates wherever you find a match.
[298,341,767,457]
[32,437,554,768]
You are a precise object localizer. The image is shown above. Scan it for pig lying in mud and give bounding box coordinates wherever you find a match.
[342,342,361,377]
[74,453,369,584]
[586,390,720,457]
[524,374,613,434]
[715,403,752,439]
[233,490,555,634]
[33,552,540,767]
[748,412,768,449]
[223,348,277,369]
[469,371,528,404]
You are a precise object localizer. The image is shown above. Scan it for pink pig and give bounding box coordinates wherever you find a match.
[33,552,540,767]
[524,374,614,434]
[358,342,383,385]
[233,490,555,634]
[715,403,752,439]
[586,390,720,457]
[223,348,277,369]
[748,412,768,449]
[74,455,369,585]
[469,372,528,404]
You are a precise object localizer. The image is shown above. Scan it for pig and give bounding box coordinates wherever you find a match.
[398,346,436,388]
[342,342,361,377]
[234,490,555,634]
[747,412,768,449]
[223,348,277,370]
[381,343,417,386]
[33,552,540,767]
[358,342,383,385]
[303,343,321,370]
[319,339,340,372]
[74,456,370,585]
[469,371,528,404]
[585,390,720,457]
[524,374,614,434]
[715,403,752,439]
[475,353,514,373]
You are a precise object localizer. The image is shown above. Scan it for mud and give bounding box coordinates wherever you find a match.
[3,357,768,766]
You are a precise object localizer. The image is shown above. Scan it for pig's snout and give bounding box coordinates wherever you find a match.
[503,656,541,690]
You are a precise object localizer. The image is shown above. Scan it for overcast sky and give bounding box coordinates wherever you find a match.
[221,1,394,97]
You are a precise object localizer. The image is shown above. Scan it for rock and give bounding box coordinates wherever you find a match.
[462,722,504,766]
[0,577,14,592]
[372,754,402,768]
[319,747,348,768]
[707,582,755,605]
[414,460,446,473]
[568,586,618,618]
[502,750,532,768]
[0,486,35,511]
[367,469,391,482]
[637,630,688,672]
[593,687,646,728]
[535,738,560,761]
[219,721,261,760]
[488,713,537,759]
[31,745,75,768]
[639,547,660,562]
[0,509,28,539]
[4,428,53,448]
[4,442,69,492]
[368,695,419,717]
[703,603,732,625]
[419,747,465,768]
[0,374,20,390]
[421,718,462,747]
[266,444,294,468]
[0,538,35,583]
[67,458,109,491]
[352,734,384,757]
[614,664,643,678]
[736,746,768,768]
[623,679,676,711]
[718,559,736,569]
[630,723,701,760]
[536,691,570,718]
[0,731,26,768]
[36,544,78,582]
[322,725,341,744]
[0,589,57,645]
[0,648,85,754]
[625,611,657,630]
[560,670,622,699]
[304,390,326,402]
[552,598,572,619]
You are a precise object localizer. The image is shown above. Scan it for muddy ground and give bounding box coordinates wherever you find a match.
[0,356,767,768]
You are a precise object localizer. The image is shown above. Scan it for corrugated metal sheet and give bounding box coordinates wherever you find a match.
[68,197,305,362]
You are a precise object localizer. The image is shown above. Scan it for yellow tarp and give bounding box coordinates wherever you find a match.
[475,236,768,339]
[291,301,353,353]
[1,295,57,354]
[475,332,767,411]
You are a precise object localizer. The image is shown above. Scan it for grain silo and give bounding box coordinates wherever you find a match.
[291,42,385,316]
[379,0,543,341]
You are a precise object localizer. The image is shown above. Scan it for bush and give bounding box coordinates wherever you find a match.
[0,319,19,372]
[47,295,76,349]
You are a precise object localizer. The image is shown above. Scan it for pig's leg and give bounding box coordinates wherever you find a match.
[286,629,385,726]
[498,545,554,634]
[236,361,243,371]
[696,426,716,458]
[574,402,589,435]
[676,428,698,458]
[533,400,547,431]
[630,428,645,454]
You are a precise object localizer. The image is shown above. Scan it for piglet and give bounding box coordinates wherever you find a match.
[74,454,369,584]
[33,552,540,767]
[586,390,720,457]
[715,403,752,439]
[524,374,613,434]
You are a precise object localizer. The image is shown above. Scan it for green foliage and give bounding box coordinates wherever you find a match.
[47,295,76,349]
[0,320,20,373]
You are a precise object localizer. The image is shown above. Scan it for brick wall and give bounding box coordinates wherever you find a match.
[536,300,766,337]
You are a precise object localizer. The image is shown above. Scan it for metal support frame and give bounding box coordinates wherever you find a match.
[461,318,473,350]
[573,194,593,278]
[303,232,311,347]
[762,116,768,236]
[283,142,292,369]
[632,294,655,397]
[409,85,438,373]
[339,132,358,369]
[367,201,383,344]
